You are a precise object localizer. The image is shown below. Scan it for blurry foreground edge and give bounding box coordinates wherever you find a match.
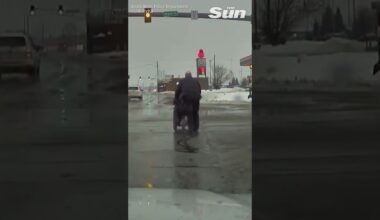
[128,188,252,220]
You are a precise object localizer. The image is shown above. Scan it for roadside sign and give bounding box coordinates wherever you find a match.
[191,10,198,20]
[163,11,178,17]
[196,58,206,77]
[196,58,206,67]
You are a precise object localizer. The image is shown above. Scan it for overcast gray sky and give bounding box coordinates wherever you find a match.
[128,0,252,84]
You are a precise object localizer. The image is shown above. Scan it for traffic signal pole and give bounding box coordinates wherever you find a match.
[129,12,251,22]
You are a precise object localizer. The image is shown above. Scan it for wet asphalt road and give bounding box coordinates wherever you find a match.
[253,89,380,220]
[128,93,252,194]
[0,52,128,219]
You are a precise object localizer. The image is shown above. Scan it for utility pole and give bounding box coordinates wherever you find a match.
[213,54,216,88]
[230,58,233,78]
[209,59,212,87]
[240,67,243,82]
[156,61,159,92]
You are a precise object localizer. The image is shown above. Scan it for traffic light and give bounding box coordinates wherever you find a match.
[58,5,64,15]
[30,5,35,15]
[144,8,152,23]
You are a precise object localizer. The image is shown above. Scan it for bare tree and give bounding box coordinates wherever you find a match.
[261,0,325,45]
[213,65,233,89]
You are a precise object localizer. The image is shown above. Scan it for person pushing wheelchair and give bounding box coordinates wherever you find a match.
[174,71,202,134]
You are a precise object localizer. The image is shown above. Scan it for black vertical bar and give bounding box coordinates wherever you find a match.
[377,11,380,59]
[347,0,351,27]
[254,0,258,43]
[353,0,356,26]
[267,0,271,34]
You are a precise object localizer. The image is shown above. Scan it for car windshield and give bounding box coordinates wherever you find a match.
[0,36,26,47]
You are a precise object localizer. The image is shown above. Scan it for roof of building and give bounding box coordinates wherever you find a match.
[240,55,252,66]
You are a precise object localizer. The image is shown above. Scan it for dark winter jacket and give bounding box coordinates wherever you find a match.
[174,75,201,103]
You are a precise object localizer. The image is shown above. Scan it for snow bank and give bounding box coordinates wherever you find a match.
[200,88,251,104]
[161,91,175,94]
[160,88,251,104]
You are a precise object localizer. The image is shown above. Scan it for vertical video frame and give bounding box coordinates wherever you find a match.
[128,0,252,219]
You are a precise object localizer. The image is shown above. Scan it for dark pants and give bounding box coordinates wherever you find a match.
[181,95,200,132]
[192,100,200,131]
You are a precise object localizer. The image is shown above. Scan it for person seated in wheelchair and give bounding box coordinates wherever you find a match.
[173,71,201,133]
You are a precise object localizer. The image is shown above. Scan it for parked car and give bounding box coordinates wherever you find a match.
[128,86,143,100]
[0,33,41,81]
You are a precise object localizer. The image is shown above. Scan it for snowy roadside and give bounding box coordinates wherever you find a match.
[161,88,251,104]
